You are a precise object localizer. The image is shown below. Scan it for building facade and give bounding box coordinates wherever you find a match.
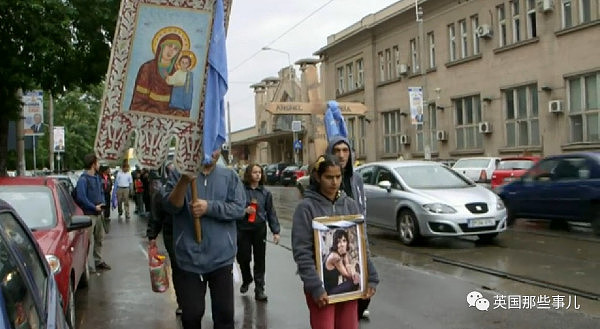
[233,0,600,165]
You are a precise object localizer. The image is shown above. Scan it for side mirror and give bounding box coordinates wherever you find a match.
[377,180,392,192]
[68,215,93,231]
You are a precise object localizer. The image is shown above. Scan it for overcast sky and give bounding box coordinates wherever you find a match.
[225,0,402,132]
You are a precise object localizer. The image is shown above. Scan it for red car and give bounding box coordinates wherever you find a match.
[0,176,92,328]
[491,156,541,191]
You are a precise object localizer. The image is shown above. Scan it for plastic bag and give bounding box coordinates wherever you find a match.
[148,244,169,293]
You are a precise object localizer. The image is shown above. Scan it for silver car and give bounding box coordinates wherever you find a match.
[356,161,507,245]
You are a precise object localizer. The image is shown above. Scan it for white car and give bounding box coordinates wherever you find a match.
[356,161,507,245]
[452,157,500,185]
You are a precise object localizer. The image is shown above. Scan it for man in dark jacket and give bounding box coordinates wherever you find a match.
[76,153,111,271]
[162,150,245,329]
[326,136,370,319]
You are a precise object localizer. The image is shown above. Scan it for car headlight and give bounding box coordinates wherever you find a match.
[422,203,457,214]
[496,196,505,210]
[45,255,61,274]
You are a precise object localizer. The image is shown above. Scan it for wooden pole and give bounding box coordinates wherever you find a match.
[190,178,202,242]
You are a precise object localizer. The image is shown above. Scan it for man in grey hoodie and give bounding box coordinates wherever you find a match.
[163,150,246,329]
[326,136,371,319]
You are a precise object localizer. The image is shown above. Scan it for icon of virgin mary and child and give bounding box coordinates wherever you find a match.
[130,27,197,117]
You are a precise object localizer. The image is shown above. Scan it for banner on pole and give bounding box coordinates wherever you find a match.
[53,127,65,152]
[94,0,232,173]
[23,90,44,136]
[408,87,423,125]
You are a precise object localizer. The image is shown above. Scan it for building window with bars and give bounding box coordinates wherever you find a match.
[394,46,402,78]
[346,63,354,92]
[511,0,521,43]
[569,72,600,143]
[356,58,364,88]
[448,24,456,62]
[455,95,483,150]
[382,110,401,154]
[378,51,385,82]
[337,67,344,95]
[459,19,468,59]
[471,15,480,55]
[385,48,393,80]
[504,84,540,147]
[498,4,507,47]
[527,0,537,38]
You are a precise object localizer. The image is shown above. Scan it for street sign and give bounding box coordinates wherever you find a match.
[291,120,302,132]
[293,140,302,151]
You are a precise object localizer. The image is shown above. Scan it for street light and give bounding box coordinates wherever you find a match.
[261,46,299,165]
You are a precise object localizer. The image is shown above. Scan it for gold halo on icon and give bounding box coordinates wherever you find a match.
[151,26,190,53]
[176,50,197,70]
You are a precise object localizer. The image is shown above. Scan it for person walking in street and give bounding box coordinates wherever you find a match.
[327,136,371,320]
[99,165,113,220]
[114,162,133,221]
[162,149,245,329]
[76,153,111,271]
[237,164,281,302]
[292,155,378,329]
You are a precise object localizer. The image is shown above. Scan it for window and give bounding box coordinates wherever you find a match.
[511,0,521,43]
[455,95,483,150]
[416,105,438,153]
[347,117,356,151]
[448,24,456,61]
[346,63,354,91]
[356,59,364,87]
[385,49,392,80]
[569,72,600,143]
[382,110,401,154]
[337,67,344,94]
[527,0,537,38]
[459,19,468,58]
[498,4,507,47]
[394,46,402,77]
[428,32,435,68]
[471,15,480,55]
[504,84,540,147]
[378,51,385,82]
[562,0,573,28]
[580,0,592,23]
[356,165,376,185]
[410,39,419,73]
[359,117,367,157]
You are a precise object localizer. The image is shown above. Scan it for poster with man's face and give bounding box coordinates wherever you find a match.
[53,127,65,152]
[23,90,44,136]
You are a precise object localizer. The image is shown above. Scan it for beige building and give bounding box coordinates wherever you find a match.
[232,0,600,166]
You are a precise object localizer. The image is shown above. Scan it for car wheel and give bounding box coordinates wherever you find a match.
[477,233,498,243]
[66,280,76,329]
[78,258,90,289]
[504,200,517,226]
[397,209,421,245]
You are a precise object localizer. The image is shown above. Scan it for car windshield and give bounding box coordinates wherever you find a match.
[498,160,535,170]
[0,186,56,230]
[394,165,472,189]
[453,158,491,168]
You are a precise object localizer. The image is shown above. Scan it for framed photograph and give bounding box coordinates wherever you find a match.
[313,214,368,304]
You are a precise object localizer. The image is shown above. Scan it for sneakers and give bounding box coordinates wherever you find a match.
[255,290,268,302]
[175,308,182,316]
[95,262,112,270]
[360,309,370,319]
[240,282,250,294]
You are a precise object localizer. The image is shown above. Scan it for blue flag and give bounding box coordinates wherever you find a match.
[203,0,228,164]
[324,100,348,142]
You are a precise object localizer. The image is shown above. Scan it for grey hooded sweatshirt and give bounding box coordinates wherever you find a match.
[326,136,367,216]
[162,165,246,275]
[291,189,379,300]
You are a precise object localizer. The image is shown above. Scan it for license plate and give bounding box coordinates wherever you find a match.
[468,218,495,228]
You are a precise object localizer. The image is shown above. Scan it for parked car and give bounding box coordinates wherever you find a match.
[47,174,77,194]
[490,156,541,192]
[296,174,310,196]
[497,152,600,235]
[452,157,501,186]
[356,161,507,245]
[0,177,92,328]
[0,199,69,329]
[265,163,291,185]
[280,165,308,186]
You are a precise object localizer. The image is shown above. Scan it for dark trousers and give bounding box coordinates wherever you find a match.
[163,233,183,308]
[103,192,111,218]
[357,298,371,318]
[236,224,267,291]
[179,265,234,329]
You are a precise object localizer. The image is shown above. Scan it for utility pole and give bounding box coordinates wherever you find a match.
[416,0,431,160]
[48,93,54,172]
[16,89,26,176]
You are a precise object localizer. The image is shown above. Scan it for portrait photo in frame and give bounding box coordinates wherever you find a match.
[313,214,368,304]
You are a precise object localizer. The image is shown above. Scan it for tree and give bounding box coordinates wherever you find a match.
[0,0,120,175]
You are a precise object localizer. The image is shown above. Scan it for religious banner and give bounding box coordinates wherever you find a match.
[95,0,231,173]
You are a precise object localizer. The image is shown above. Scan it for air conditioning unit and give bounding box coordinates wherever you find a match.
[399,64,409,75]
[476,25,493,39]
[400,135,410,145]
[436,130,448,141]
[539,0,554,12]
[478,122,493,134]
[549,100,563,113]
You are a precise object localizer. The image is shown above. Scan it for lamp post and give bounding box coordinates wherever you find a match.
[415,0,431,160]
[261,46,299,165]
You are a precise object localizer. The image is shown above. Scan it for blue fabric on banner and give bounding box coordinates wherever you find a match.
[324,100,348,142]
[203,0,228,164]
